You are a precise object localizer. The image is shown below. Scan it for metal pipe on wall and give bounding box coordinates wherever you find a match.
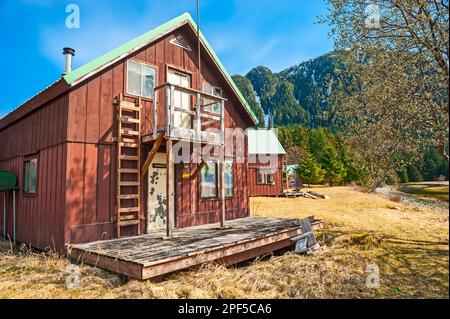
[2,192,5,239]
[13,190,16,245]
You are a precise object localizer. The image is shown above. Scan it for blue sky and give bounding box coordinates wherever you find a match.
[0,0,333,118]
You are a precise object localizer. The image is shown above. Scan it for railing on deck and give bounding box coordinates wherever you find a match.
[151,83,226,145]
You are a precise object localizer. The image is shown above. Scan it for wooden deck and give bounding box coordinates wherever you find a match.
[69,216,323,280]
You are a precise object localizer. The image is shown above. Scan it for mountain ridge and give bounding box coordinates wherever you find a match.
[233,51,348,128]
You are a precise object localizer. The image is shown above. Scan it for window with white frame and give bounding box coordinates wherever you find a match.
[257,169,275,185]
[200,159,233,198]
[127,60,156,99]
[200,161,217,198]
[202,83,222,114]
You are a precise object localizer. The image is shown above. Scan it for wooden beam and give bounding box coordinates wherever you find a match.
[220,99,226,228]
[141,132,164,178]
[220,152,225,228]
[166,139,174,237]
[190,160,206,180]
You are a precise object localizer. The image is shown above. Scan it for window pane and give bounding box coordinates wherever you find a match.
[24,161,30,193]
[225,161,233,197]
[24,158,37,194]
[142,65,156,98]
[127,60,142,96]
[201,161,217,197]
[29,158,37,193]
[202,83,212,94]
[267,173,274,184]
[202,83,221,114]
[257,170,264,184]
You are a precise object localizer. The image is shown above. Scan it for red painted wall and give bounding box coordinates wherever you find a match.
[248,155,284,197]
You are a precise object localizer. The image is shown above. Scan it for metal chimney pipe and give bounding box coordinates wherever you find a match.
[62,47,75,74]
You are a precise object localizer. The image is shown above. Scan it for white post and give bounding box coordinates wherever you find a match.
[2,192,5,239]
[165,85,170,137]
[170,85,175,138]
[196,93,201,141]
[13,190,16,245]
[220,99,225,227]
[153,91,158,140]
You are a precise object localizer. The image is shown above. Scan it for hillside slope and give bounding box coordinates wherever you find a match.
[234,51,349,128]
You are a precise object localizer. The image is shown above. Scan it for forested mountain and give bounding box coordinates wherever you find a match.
[233,51,348,128]
[233,51,448,184]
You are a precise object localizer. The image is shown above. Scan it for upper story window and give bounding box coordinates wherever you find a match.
[202,83,222,114]
[23,156,38,194]
[127,60,156,99]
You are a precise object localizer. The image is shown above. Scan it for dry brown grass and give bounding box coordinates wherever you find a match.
[0,186,448,299]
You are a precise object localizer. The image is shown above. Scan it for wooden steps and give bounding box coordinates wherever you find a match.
[115,95,142,238]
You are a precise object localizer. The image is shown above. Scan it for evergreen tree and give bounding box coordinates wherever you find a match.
[232,74,265,126]
[407,165,423,182]
[269,81,309,126]
[294,151,324,187]
[398,170,409,183]
[320,148,346,186]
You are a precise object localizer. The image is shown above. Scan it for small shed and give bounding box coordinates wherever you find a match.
[247,130,286,196]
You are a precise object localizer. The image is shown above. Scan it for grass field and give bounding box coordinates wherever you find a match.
[399,181,449,202]
[0,186,448,299]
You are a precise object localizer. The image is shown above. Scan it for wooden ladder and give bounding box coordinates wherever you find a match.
[115,95,142,237]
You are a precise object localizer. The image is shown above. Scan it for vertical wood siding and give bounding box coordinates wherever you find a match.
[0,94,68,251]
[248,156,284,197]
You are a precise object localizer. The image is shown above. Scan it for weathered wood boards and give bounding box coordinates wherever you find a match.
[141,131,164,178]
[70,216,323,280]
[116,97,142,237]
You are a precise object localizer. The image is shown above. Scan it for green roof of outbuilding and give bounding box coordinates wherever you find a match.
[63,12,258,124]
[247,129,286,155]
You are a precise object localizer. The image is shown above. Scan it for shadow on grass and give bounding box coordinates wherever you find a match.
[376,236,449,298]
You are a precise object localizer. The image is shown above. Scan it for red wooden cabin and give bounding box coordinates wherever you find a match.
[247,130,286,197]
[0,13,260,252]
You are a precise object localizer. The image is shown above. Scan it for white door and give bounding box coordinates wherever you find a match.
[147,153,167,231]
[167,70,191,129]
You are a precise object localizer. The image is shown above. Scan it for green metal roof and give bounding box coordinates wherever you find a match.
[63,12,258,124]
[0,171,18,191]
[247,129,286,155]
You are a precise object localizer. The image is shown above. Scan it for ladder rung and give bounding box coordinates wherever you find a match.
[119,219,140,226]
[119,169,139,173]
[118,207,140,213]
[119,142,139,148]
[118,137,138,143]
[119,155,139,161]
[118,194,139,199]
[119,181,139,186]
[121,129,140,136]
[121,117,140,124]
[118,214,138,221]
[120,101,141,111]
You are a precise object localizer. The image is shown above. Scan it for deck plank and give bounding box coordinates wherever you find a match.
[69,217,323,279]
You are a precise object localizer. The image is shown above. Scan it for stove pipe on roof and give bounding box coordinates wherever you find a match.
[62,47,75,75]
